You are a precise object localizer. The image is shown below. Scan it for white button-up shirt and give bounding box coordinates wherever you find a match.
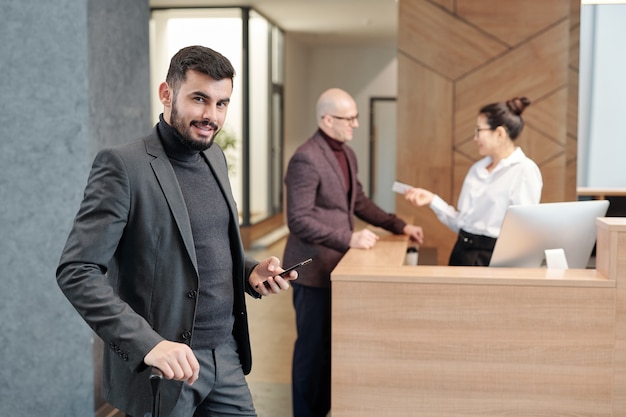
[429,147,542,238]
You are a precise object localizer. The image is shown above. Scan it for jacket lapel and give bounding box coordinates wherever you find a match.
[203,145,246,275]
[345,146,358,216]
[144,133,199,273]
[314,133,349,195]
[203,146,239,224]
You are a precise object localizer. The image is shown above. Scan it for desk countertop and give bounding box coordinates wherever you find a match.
[332,235,611,288]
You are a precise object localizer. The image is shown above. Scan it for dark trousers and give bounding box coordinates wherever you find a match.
[291,283,331,417]
[448,229,497,266]
[128,335,255,417]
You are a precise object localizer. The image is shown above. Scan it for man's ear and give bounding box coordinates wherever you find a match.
[319,114,332,128]
[158,82,172,107]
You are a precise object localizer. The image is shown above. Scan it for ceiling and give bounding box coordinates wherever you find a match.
[149,0,399,45]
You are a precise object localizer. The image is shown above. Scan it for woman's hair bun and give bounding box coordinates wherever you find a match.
[506,97,531,115]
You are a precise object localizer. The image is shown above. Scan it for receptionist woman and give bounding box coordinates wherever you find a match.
[405,97,542,266]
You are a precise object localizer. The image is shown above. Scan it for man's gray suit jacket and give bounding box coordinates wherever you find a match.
[57,127,259,417]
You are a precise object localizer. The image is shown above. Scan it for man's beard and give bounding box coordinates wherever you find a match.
[170,106,219,152]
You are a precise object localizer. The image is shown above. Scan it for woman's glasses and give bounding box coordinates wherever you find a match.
[474,127,492,136]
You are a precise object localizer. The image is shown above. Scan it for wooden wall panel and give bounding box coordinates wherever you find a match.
[398,1,508,80]
[456,0,569,46]
[454,22,569,138]
[566,0,581,199]
[396,53,458,254]
[431,0,454,13]
[396,55,453,190]
[397,0,578,264]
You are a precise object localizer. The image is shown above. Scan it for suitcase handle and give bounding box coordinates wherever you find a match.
[149,367,163,417]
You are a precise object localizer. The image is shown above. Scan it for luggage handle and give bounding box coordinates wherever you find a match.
[149,367,163,417]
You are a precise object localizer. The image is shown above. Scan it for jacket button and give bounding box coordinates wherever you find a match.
[187,290,197,299]
[182,330,192,340]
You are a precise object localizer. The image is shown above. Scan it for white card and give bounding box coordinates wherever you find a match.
[392,181,413,194]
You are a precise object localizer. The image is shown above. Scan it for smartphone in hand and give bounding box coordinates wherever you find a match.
[261,258,312,289]
[278,258,312,277]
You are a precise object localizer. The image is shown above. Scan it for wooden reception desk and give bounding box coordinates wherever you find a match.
[330,218,626,417]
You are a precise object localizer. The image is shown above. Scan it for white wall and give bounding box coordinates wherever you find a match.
[578,4,626,187]
[283,37,312,173]
[283,40,398,194]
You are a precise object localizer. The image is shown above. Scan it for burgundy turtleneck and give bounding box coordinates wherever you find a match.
[319,129,351,192]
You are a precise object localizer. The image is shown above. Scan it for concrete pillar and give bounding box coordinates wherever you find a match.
[0,1,150,416]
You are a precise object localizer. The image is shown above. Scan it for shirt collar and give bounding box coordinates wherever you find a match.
[499,147,525,167]
[481,147,525,173]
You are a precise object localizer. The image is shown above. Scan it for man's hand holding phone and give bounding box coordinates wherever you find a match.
[252,257,312,295]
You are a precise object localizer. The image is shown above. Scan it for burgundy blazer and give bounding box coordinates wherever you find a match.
[283,130,406,288]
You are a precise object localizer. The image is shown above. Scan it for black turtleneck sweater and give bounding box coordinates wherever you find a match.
[157,115,234,350]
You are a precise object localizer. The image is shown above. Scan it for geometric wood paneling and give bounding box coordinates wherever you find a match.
[399,1,509,81]
[457,0,571,46]
[397,0,578,264]
[454,21,569,145]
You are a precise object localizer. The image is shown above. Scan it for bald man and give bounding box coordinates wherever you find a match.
[283,88,424,417]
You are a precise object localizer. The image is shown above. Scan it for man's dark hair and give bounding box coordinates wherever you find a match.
[166,45,235,92]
